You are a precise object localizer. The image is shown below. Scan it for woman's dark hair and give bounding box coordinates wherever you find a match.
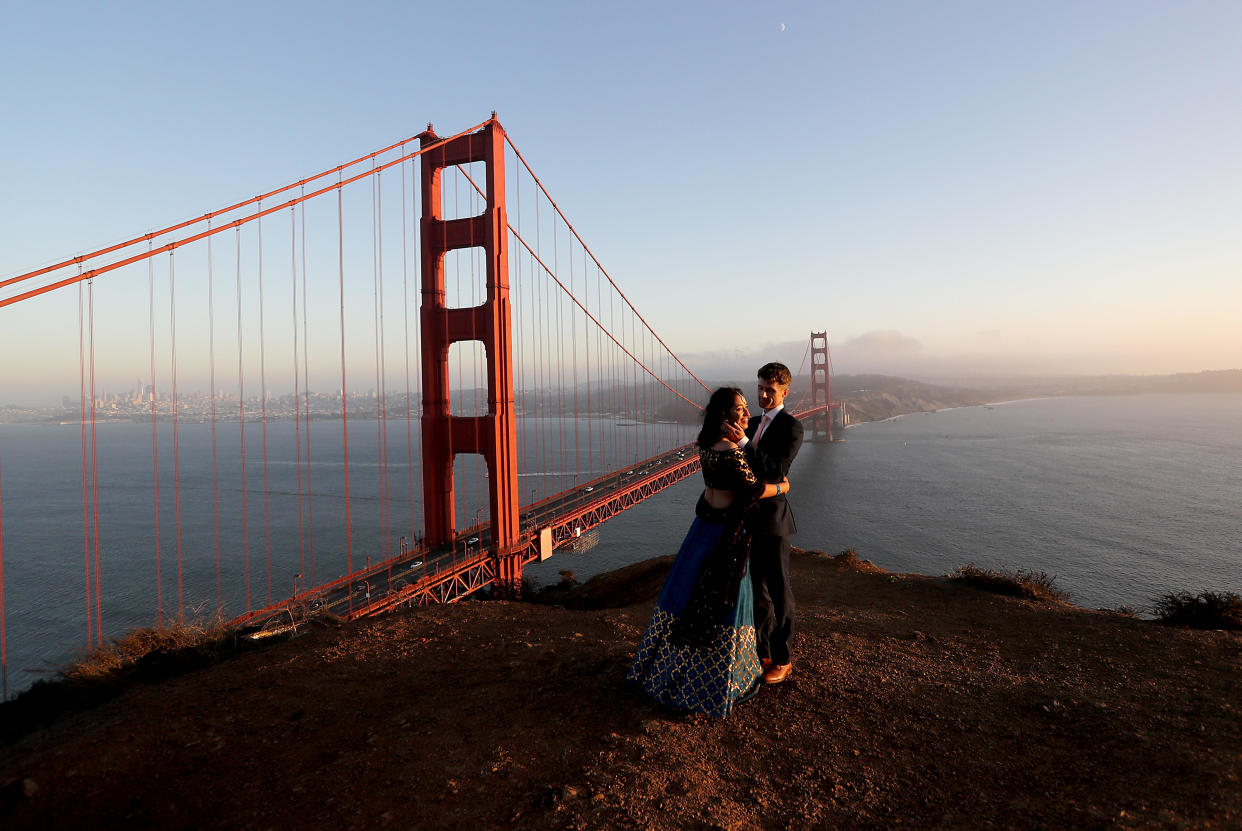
[696,387,745,448]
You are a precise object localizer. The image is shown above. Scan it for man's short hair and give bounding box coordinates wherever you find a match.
[758,362,792,387]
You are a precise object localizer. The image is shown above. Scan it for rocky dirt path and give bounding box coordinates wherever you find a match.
[2,550,1239,830]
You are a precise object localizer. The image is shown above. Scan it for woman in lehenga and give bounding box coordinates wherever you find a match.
[628,387,791,717]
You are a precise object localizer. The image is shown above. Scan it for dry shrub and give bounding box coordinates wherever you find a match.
[1153,591,1242,631]
[831,549,887,574]
[795,547,887,574]
[61,614,237,686]
[949,563,1069,603]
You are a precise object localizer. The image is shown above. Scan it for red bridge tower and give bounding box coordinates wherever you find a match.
[418,119,522,587]
[809,331,833,442]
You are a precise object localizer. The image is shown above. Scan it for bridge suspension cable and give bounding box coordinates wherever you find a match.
[0,116,732,697]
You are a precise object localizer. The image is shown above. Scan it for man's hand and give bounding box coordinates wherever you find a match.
[721,420,745,444]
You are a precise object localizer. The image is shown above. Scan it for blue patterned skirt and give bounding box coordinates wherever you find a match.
[627,515,763,717]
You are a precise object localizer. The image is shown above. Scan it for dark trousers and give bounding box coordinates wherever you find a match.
[750,533,795,664]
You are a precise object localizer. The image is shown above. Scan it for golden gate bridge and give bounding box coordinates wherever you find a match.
[0,116,841,696]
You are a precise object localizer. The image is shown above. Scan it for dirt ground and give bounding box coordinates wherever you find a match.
[2,549,1240,830]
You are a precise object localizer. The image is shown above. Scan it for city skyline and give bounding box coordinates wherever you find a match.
[3,1,1239,396]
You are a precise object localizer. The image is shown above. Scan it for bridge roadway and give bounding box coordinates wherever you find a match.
[240,408,822,637]
[239,441,704,637]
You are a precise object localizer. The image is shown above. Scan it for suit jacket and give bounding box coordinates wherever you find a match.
[745,408,804,538]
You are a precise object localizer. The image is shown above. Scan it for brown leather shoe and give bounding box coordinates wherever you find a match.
[762,663,792,684]
[760,658,772,670]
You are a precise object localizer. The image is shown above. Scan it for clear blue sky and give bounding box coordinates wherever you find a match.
[3,0,1239,388]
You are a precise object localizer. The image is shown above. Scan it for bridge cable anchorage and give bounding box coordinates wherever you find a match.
[0,119,491,296]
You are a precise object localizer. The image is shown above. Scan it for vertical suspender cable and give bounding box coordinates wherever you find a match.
[536,192,546,498]
[169,251,185,623]
[338,180,354,613]
[569,232,579,487]
[78,278,93,648]
[88,279,102,647]
[401,150,415,550]
[554,215,565,491]
[372,164,383,565]
[148,248,162,624]
[374,161,391,566]
[290,208,306,582]
[300,193,316,585]
[583,248,591,482]
[380,168,392,568]
[0,451,6,701]
[236,227,250,612]
[257,208,273,605]
[607,290,615,471]
[207,224,222,612]
[595,262,604,474]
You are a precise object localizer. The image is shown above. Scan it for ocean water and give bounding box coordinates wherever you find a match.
[0,415,693,695]
[3,393,1240,694]
[528,394,1242,615]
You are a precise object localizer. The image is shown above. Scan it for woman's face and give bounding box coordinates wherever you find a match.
[728,394,750,428]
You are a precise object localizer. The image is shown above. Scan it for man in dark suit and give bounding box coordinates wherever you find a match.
[742,362,803,683]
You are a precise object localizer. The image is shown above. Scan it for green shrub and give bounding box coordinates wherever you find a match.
[949,563,1069,603]
[1153,591,1242,631]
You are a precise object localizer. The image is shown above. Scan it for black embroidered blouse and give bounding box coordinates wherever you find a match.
[699,446,757,490]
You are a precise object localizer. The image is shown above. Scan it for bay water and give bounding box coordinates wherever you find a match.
[3,393,1240,695]
[528,393,1242,615]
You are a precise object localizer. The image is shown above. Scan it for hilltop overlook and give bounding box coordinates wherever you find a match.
[2,550,1238,830]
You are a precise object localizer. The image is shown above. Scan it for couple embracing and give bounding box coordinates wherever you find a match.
[628,362,804,717]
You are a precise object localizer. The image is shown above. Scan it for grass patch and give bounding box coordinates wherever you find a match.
[949,563,1070,603]
[1153,591,1242,631]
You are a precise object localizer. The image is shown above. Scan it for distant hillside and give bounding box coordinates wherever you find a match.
[794,374,987,424]
[973,368,1242,398]
[790,368,1242,426]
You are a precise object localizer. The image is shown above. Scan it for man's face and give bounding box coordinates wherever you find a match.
[757,377,789,411]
